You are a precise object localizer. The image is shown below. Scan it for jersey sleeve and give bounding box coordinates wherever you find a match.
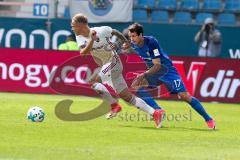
[148,38,162,59]
[102,26,113,37]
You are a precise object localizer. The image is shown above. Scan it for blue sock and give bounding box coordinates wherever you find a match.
[136,87,161,110]
[189,97,212,121]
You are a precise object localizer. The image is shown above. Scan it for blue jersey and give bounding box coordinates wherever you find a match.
[131,36,186,93]
[131,36,173,69]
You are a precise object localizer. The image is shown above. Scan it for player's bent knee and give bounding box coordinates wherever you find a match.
[178,92,192,102]
[91,83,98,89]
[119,91,132,102]
[121,94,132,102]
[91,83,103,94]
[131,82,138,89]
[131,82,142,91]
[131,85,141,91]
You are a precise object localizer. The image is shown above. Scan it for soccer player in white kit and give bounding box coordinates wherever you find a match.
[71,13,164,128]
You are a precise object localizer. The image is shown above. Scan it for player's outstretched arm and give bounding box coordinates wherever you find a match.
[145,58,162,76]
[112,29,132,52]
[132,58,162,89]
[112,29,128,44]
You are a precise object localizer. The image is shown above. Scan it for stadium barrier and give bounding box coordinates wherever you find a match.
[0,18,240,58]
[0,48,239,103]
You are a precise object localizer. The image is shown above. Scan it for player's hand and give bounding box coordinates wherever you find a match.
[131,73,146,90]
[91,30,97,41]
[136,73,145,81]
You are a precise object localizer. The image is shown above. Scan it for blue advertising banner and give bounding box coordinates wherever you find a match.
[0,17,239,58]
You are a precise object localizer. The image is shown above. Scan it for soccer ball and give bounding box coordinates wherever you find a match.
[27,106,45,122]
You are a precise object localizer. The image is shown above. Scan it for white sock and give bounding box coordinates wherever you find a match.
[92,83,117,104]
[129,96,155,115]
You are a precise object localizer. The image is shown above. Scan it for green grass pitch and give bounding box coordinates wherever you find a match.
[0,92,240,160]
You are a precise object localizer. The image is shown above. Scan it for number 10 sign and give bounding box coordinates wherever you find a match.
[33,3,49,17]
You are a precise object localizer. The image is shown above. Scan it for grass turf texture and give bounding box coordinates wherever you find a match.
[0,92,240,160]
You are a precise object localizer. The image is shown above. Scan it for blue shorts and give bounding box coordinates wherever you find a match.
[144,67,186,94]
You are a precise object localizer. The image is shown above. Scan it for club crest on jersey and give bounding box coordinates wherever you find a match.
[80,41,87,49]
[153,49,160,56]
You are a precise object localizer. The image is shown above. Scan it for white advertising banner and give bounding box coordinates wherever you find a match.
[70,0,133,22]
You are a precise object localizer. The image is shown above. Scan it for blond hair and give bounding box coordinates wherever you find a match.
[72,13,88,24]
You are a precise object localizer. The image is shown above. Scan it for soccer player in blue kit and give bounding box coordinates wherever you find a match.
[127,23,216,129]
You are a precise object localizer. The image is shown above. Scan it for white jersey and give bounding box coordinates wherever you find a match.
[76,26,116,65]
[76,26,127,93]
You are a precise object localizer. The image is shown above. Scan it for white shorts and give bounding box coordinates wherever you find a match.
[98,55,128,94]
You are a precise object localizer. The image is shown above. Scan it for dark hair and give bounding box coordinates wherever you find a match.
[128,23,144,36]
